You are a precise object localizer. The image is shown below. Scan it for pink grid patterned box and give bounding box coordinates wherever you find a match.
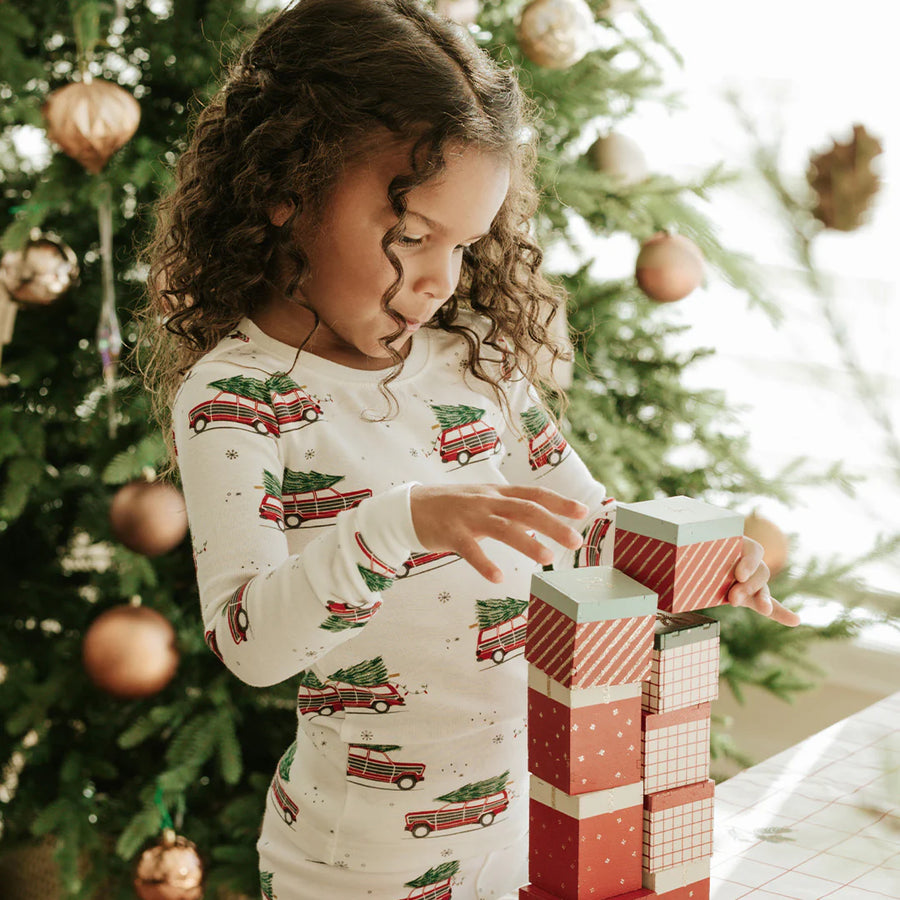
[642,702,711,795]
[642,612,719,714]
[642,780,714,873]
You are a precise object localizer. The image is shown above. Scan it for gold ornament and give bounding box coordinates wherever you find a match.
[82,602,179,699]
[516,0,595,70]
[807,124,883,232]
[42,77,141,174]
[635,231,704,303]
[587,132,648,187]
[435,0,480,25]
[0,231,79,306]
[134,830,204,900]
[744,511,790,578]
[109,478,188,557]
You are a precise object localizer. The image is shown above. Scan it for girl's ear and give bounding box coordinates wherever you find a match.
[268,201,295,227]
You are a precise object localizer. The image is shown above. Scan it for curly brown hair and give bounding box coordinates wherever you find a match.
[134,0,570,478]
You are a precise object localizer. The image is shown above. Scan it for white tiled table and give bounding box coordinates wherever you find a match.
[502,691,900,900]
[710,690,900,899]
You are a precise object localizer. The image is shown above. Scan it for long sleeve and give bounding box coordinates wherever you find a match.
[172,361,428,688]
[496,370,616,570]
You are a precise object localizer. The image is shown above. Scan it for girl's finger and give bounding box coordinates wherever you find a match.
[483,515,555,567]
[493,497,584,550]
[735,536,764,582]
[455,536,504,583]
[769,598,802,627]
[499,485,590,520]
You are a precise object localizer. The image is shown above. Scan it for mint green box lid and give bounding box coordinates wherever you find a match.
[530,566,658,623]
[653,610,720,650]
[617,495,743,546]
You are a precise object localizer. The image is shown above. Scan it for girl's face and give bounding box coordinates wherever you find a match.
[288,141,510,369]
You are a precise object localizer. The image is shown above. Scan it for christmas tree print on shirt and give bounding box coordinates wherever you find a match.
[429,404,501,467]
[319,532,395,632]
[404,771,510,838]
[186,372,322,438]
[346,743,426,791]
[258,468,372,530]
[520,405,568,471]
[270,739,299,826]
[474,597,528,665]
[297,657,406,717]
[399,861,461,900]
[260,870,276,900]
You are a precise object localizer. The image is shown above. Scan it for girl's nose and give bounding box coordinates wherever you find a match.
[409,249,460,303]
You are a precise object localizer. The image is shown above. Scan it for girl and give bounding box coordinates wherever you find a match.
[139,0,799,897]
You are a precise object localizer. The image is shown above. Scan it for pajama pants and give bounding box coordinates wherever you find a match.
[257,827,527,899]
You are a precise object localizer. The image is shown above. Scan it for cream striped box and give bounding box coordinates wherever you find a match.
[525,567,657,689]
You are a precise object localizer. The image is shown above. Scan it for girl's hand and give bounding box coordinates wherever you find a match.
[410,484,589,583]
[727,536,801,626]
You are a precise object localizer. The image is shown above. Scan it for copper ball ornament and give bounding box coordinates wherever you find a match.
[42,78,141,174]
[82,603,179,699]
[109,480,188,557]
[134,830,204,900]
[516,0,596,70]
[0,233,79,306]
[744,511,790,578]
[635,231,705,303]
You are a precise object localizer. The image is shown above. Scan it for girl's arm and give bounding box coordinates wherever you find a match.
[171,362,428,688]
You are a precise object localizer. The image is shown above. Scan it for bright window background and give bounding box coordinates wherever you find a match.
[609,0,899,608]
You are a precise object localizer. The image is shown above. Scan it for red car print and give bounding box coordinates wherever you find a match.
[404,791,509,838]
[579,516,613,567]
[279,486,373,529]
[188,391,278,436]
[356,532,398,578]
[476,613,527,664]
[226,582,250,645]
[347,745,426,790]
[297,682,406,716]
[270,388,323,429]
[435,420,501,465]
[258,491,285,529]
[397,549,457,578]
[205,628,224,662]
[271,774,299,825]
[323,598,382,629]
[400,882,452,900]
[527,422,567,470]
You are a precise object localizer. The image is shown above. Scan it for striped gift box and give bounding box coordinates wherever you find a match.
[526,568,657,689]
[614,497,743,614]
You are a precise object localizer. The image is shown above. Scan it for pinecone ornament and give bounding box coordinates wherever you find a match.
[806,124,883,232]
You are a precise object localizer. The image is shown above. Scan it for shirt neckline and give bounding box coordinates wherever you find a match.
[236,316,432,384]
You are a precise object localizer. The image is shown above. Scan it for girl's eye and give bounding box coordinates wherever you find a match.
[397,234,425,247]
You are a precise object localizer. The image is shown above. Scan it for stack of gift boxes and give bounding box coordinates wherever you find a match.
[520,496,742,900]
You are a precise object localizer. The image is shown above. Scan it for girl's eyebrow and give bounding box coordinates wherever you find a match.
[406,209,489,243]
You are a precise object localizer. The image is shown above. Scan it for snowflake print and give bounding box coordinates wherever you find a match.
[410,448,418,457]
[438,591,451,604]
[359,730,373,742]
[225,449,238,459]
[441,848,454,858]
[305,448,316,459]
[493,734,504,744]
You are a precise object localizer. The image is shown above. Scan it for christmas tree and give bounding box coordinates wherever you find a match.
[405,860,460,887]
[0,0,859,896]
[476,596,530,628]
[435,770,510,803]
